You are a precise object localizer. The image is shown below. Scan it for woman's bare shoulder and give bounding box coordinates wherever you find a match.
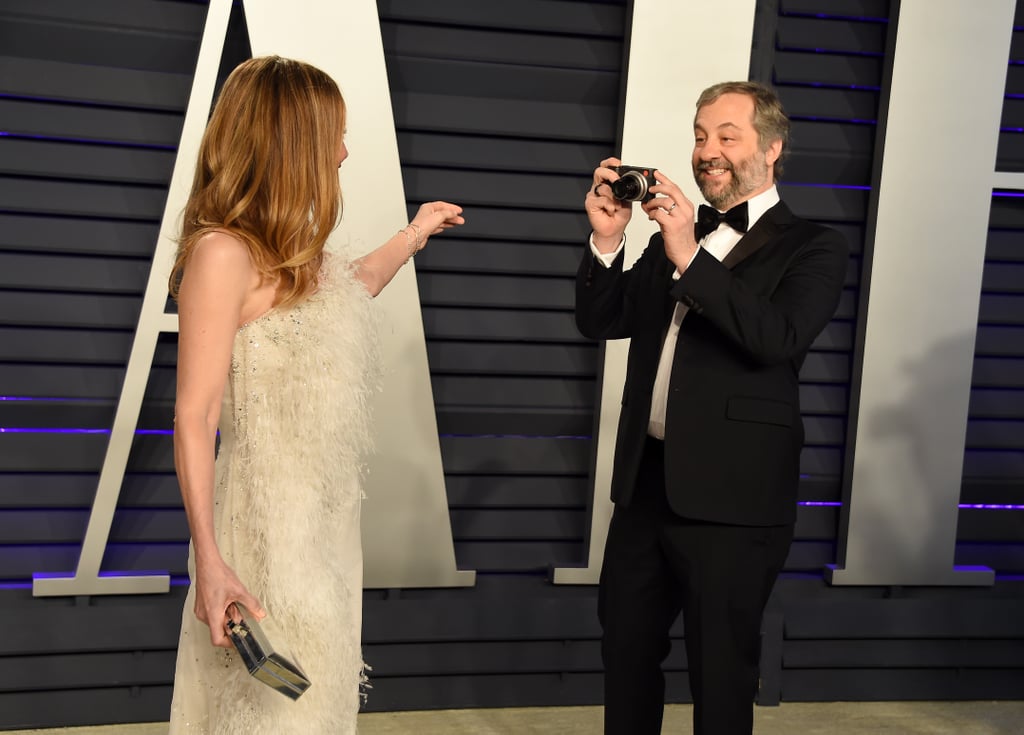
[189,230,252,270]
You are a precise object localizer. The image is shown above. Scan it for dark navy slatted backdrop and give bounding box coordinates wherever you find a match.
[0,0,1021,729]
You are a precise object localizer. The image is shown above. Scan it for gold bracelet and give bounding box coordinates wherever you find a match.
[398,227,417,261]
[406,222,424,252]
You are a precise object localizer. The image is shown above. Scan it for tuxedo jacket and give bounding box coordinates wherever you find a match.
[576,201,848,526]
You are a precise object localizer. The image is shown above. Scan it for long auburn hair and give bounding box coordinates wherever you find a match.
[169,56,346,307]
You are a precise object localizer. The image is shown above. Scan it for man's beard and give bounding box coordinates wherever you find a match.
[694,153,770,210]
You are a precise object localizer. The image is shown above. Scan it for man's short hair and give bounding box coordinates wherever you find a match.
[696,81,790,179]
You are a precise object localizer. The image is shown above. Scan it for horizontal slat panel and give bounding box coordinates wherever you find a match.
[0,402,173,430]
[960,479,1024,505]
[0,434,173,472]
[365,640,611,677]
[785,639,1024,668]
[0,329,176,365]
[0,509,187,543]
[982,262,1024,293]
[783,669,1024,702]
[969,387,1024,418]
[779,0,890,19]
[971,357,1024,388]
[0,138,175,184]
[362,596,603,642]
[397,132,610,174]
[955,542,1024,572]
[380,22,622,71]
[977,293,1024,325]
[784,149,872,186]
[963,450,1024,479]
[996,132,1024,171]
[800,351,851,383]
[431,376,593,409]
[403,167,588,212]
[0,13,198,71]
[974,325,1024,357]
[0,253,150,293]
[416,239,583,276]
[965,420,1024,449]
[0,543,187,578]
[788,119,876,156]
[391,91,616,142]
[439,436,590,475]
[799,384,849,415]
[0,0,206,34]
[0,177,167,221]
[454,540,583,571]
[427,341,596,376]
[0,687,173,731]
[779,86,880,123]
[377,0,626,36]
[986,230,1024,262]
[0,99,184,147]
[776,16,887,54]
[774,51,883,88]
[0,651,176,692]
[436,407,592,436]
[444,476,587,507]
[956,508,1024,541]
[990,195,1024,229]
[794,505,837,540]
[0,473,180,508]
[784,536,837,570]
[785,599,1024,638]
[0,365,174,399]
[417,271,575,308]
[777,184,869,222]
[0,214,159,257]
[422,307,581,342]
[450,509,585,541]
[418,207,588,243]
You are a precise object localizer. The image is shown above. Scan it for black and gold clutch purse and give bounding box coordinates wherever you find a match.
[227,604,311,700]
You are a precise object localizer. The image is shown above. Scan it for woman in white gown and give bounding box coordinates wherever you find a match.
[166,56,463,734]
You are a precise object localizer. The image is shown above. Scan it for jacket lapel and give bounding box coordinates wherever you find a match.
[721,200,794,270]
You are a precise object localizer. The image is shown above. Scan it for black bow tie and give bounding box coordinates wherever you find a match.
[695,202,749,241]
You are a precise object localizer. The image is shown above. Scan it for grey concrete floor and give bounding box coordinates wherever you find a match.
[6,701,1024,734]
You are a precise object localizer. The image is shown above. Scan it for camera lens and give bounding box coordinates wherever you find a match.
[610,171,648,202]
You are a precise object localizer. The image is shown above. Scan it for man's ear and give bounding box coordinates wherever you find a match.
[764,138,783,168]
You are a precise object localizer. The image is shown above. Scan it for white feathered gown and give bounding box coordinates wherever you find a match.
[169,255,378,734]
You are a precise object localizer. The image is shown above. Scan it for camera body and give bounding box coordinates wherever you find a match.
[610,165,657,203]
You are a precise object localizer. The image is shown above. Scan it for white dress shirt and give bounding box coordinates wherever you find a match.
[589,186,780,439]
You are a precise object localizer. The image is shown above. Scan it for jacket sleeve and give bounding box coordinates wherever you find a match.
[574,237,657,341]
[670,226,848,366]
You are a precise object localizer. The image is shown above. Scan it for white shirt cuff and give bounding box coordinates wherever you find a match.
[589,233,625,268]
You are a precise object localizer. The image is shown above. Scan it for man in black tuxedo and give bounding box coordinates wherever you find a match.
[576,81,848,734]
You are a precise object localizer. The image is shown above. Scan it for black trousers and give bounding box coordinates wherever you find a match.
[599,437,794,735]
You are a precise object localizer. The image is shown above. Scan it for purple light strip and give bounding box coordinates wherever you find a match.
[800,501,1024,511]
[782,182,872,190]
[993,191,1024,198]
[0,428,173,435]
[790,116,878,125]
[776,46,884,59]
[439,434,589,440]
[789,82,882,92]
[783,12,889,23]
[0,574,191,591]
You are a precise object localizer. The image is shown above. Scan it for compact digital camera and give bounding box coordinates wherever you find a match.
[610,164,658,203]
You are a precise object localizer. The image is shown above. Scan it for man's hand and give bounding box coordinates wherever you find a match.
[586,157,633,253]
[641,170,699,272]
